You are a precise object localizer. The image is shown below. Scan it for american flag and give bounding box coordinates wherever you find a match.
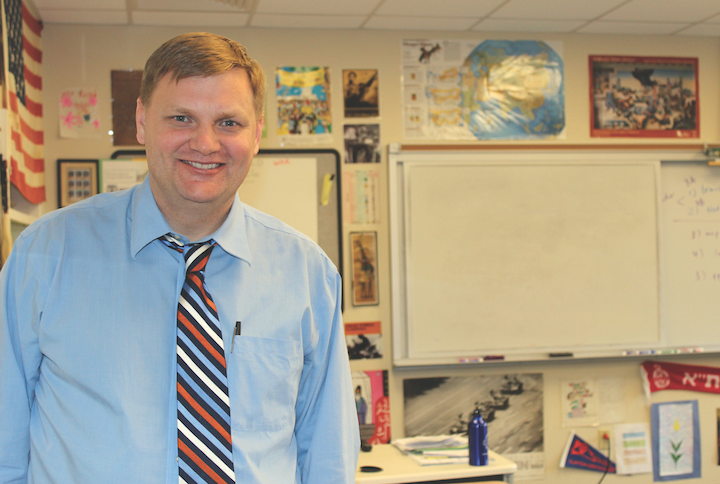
[5,0,44,204]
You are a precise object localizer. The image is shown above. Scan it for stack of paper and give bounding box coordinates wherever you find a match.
[392,435,469,466]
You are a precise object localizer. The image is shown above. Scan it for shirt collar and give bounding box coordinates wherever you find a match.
[129,177,252,265]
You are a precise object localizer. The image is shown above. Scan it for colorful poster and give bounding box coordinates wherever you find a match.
[652,400,701,481]
[352,370,390,444]
[404,374,544,480]
[401,39,565,140]
[590,55,698,138]
[59,88,101,139]
[276,66,332,146]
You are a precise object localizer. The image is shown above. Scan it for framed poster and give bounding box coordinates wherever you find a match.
[57,159,98,208]
[590,55,699,138]
[351,231,378,306]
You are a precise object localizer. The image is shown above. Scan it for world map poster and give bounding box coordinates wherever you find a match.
[401,39,565,140]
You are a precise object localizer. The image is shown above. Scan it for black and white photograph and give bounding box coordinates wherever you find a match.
[344,124,380,164]
[404,374,545,479]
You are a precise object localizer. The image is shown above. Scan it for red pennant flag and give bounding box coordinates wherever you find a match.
[641,360,720,395]
[560,432,616,474]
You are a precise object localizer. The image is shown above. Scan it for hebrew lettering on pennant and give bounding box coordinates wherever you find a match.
[706,374,720,389]
[682,372,697,386]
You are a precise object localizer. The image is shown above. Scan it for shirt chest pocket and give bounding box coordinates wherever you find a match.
[227,336,303,431]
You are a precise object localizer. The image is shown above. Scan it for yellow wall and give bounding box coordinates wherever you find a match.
[42,24,720,483]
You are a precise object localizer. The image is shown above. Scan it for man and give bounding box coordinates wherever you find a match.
[0,32,359,483]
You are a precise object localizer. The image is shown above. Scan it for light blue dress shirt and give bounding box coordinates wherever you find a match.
[0,177,359,483]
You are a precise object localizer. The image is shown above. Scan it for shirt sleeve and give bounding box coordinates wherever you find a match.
[294,264,360,483]
[0,238,44,484]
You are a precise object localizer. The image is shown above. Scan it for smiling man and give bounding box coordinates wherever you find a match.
[0,33,359,484]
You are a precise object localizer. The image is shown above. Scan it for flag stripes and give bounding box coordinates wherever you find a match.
[4,0,45,203]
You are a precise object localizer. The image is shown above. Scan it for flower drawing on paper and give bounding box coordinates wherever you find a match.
[60,93,73,108]
[566,381,593,418]
[670,418,684,467]
[61,111,81,129]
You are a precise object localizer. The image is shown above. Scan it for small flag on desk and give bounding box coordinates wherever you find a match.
[560,432,616,474]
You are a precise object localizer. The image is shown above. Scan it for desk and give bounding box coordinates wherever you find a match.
[356,444,517,484]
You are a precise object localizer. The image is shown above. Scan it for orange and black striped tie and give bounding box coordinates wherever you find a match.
[161,234,235,484]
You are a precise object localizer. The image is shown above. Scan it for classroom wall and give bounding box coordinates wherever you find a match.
[40,24,720,483]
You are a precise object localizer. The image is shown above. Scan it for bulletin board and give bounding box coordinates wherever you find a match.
[389,144,720,366]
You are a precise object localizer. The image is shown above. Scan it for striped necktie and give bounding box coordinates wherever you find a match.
[160,234,236,484]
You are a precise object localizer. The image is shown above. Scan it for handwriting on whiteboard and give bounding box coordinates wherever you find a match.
[663,174,720,284]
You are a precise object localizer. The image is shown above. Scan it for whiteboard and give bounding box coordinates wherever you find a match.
[239,156,319,242]
[389,147,717,366]
[660,162,720,347]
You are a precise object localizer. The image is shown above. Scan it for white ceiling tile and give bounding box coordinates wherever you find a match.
[490,0,626,20]
[577,21,690,35]
[676,23,720,36]
[473,18,586,33]
[601,0,720,23]
[136,0,245,12]
[376,0,504,17]
[364,16,479,30]
[33,0,124,10]
[251,13,365,28]
[131,11,249,26]
[38,8,128,24]
[255,0,379,15]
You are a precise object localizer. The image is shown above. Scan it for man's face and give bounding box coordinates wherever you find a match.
[136,69,263,216]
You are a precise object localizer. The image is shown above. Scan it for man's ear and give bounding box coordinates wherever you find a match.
[253,116,264,155]
[136,98,146,145]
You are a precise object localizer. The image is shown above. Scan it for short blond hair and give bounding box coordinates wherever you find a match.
[139,32,266,119]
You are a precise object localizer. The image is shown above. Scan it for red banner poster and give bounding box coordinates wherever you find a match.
[641,360,720,394]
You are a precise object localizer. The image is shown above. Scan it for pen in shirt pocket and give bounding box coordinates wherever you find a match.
[231,321,241,353]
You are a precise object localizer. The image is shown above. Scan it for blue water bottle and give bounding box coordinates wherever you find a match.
[468,403,488,466]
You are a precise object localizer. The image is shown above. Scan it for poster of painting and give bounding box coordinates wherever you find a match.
[401,39,565,141]
[404,374,545,480]
[343,69,379,118]
[59,88,100,139]
[276,66,332,146]
[343,124,380,164]
[350,232,379,306]
[651,400,701,481]
[345,321,382,360]
[590,55,698,138]
[352,370,390,444]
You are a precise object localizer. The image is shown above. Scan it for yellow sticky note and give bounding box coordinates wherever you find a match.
[321,173,334,206]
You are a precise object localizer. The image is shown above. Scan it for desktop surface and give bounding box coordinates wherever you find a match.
[356,443,517,484]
